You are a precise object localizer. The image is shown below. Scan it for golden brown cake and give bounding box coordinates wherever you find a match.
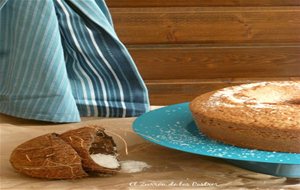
[190,81,300,153]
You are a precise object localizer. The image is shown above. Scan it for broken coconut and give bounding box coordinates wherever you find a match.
[60,126,120,175]
[9,126,120,179]
[9,133,88,179]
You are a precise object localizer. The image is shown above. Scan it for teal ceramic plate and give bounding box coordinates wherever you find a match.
[133,103,300,178]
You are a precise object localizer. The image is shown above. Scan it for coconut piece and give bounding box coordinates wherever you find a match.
[9,133,88,179]
[60,126,120,175]
[90,154,120,169]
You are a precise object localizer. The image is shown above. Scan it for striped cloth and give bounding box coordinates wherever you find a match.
[0,0,149,122]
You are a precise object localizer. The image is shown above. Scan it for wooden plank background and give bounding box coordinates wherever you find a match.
[107,0,300,7]
[129,44,300,79]
[111,7,300,44]
[106,0,300,105]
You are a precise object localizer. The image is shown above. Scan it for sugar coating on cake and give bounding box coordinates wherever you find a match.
[208,81,300,108]
[190,81,300,153]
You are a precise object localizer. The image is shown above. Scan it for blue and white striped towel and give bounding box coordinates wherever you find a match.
[0,0,150,122]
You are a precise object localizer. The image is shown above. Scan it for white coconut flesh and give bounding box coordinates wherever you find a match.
[90,153,120,169]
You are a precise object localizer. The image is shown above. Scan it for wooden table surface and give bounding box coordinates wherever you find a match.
[1,112,299,190]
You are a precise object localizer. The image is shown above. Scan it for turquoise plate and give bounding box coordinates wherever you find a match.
[133,103,300,178]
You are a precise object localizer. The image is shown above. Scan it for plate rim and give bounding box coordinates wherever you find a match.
[133,102,300,165]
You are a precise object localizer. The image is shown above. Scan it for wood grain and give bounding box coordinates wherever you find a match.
[111,7,300,44]
[107,2,300,105]
[129,44,300,80]
[146,77,300,105]
[107,0,300,7]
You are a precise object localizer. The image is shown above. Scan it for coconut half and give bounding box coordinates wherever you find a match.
[9,133,88,179]
[60,126,120,175]
[10,126,120,179]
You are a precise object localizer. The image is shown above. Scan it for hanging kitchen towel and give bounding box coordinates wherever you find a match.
[0,0,150,122]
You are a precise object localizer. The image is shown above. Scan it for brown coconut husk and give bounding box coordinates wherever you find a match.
[60,126,120,175]
[9,133,88,179]
[9,126,120,179]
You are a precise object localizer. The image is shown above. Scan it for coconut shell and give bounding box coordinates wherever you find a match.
[9,133,88,179]
[60,126,120,175]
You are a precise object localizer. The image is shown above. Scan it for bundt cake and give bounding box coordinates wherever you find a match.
[190,81,300,153]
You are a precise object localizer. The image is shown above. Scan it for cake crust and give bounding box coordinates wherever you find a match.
[190,81,300,153]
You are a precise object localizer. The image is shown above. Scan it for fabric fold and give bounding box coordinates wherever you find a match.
[0,0,149,122]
